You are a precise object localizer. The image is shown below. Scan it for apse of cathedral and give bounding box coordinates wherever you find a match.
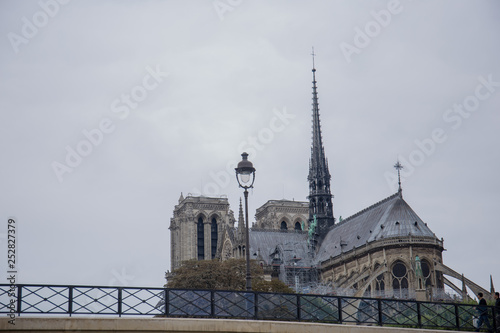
[169,59,491,302]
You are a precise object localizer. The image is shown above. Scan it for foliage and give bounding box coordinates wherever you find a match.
[378,298,485,331]
[167,258,265,291]
[253,279,295,294]
[300,295,339,322]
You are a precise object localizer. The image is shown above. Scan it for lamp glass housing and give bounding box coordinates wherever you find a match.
[239,173,251,184]
[235,152,255,188]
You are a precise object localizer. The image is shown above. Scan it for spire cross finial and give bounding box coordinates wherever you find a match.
[394,161,404,193]
[311,47,316,69]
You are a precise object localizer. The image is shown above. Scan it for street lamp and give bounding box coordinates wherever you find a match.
[235,152,256,291]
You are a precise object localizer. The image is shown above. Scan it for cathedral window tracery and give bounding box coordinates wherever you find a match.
[197,217,204,260]
[420,259,432,288]
[392,261,409,298]
[375,274,385,293]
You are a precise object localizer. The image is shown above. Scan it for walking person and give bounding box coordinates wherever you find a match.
[494,292,500,332]
[476,292,493,332]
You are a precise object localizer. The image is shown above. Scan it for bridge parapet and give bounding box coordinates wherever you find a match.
[0,317,468,333]
[0,284,496,332]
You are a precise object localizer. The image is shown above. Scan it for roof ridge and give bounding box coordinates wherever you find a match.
[259,199,309,205]
[337,192,401,226]
[250,228,308,234]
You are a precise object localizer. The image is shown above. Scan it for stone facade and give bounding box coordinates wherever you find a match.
[255,200,309,231]
[319,236,445,300]
[169,194,235,271]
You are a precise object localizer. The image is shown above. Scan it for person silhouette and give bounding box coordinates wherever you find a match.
[476,292,493,332]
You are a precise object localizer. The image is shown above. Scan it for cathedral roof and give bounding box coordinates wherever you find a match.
[247,229,312,267]
[315,192,439,263]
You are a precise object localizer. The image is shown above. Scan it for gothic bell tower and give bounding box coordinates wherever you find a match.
[307,50,334,249]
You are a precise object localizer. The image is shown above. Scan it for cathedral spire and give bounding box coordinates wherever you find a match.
[307,49,334,248]
[394,160,404,197]
[312,47,316,69]
[309,48,328,179]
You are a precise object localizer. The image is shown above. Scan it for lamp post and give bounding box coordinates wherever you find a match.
[235,152,256,291]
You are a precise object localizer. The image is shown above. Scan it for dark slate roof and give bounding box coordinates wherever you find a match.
[315,192,438,263]
[248,229,312,267]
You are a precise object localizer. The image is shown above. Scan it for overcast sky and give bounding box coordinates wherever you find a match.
[1,1,499,292]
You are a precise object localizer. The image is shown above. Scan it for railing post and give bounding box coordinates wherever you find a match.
[164,288,169,317]
[254,291,258,319]
[117,288,122,317]
[337,297,343,324]
[16,285,22,316]
[417,301,422,328]
[377,298,383,326]
[68,286,73,317]
[210,290,215,318]
[454,304,460,331]
[296,294,301,321]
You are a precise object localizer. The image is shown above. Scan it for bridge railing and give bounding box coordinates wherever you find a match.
[1,284,497,331]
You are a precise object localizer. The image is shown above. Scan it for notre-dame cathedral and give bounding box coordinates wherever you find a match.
[169,63,491,301]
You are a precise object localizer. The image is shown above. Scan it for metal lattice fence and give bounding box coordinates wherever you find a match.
[0,284,497,331]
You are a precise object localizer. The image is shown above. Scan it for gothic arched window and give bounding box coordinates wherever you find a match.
[294,221,302,230]
[374,263,385,296]
[375,274,385,294]
[364,284,372,297]
[197,217,204,260]
[281,221,288,230]
[421,259,432,288]
[392,261,408,298]
[211,217,217,259]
